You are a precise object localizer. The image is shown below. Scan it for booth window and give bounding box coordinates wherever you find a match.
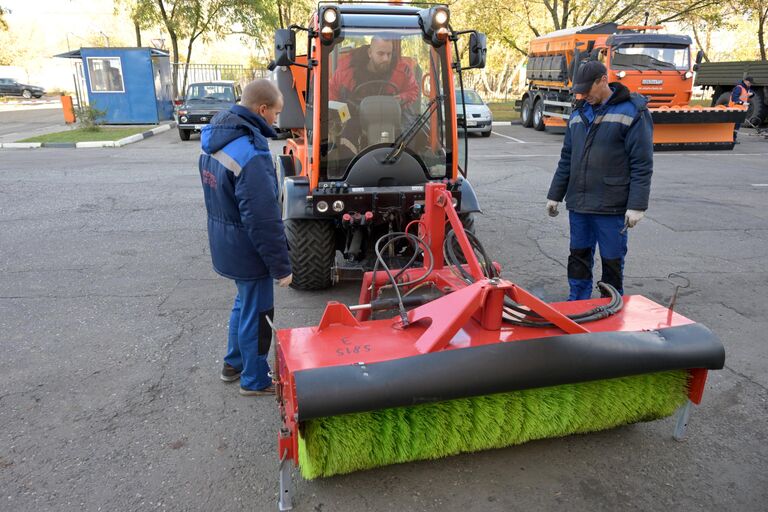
[87,57,125,93]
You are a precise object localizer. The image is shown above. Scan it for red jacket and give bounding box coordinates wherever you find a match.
[329,46,419,106]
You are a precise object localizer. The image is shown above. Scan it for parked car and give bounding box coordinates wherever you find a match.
[456,89,492,137]
[176,81,241,141]
[0,78,45,99]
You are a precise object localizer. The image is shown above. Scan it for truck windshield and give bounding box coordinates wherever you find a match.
[186,83,235,102]
[323,28,451,180]
[457,90,483,105]
[611,44,690,71]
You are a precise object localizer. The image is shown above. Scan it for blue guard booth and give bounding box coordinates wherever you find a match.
[55,47,174,124]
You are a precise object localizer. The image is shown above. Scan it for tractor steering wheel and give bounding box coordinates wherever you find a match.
[349,80,401,105]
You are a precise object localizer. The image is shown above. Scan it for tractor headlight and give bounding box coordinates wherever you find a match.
[684,71,693,79]
[180,116,188,123]
[332,200,345,213]
[316,200,329,213]
[617,71,627,79]
[451,196,459,207]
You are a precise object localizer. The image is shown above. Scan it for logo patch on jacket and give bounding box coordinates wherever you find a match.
[202,169,217,188]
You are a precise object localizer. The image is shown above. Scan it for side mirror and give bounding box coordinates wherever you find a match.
[468,32,487,69]
[274,29,296,67]
[693,49,704,71]
[569,49,581,79]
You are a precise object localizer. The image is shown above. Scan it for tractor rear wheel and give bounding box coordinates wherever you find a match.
[447,213,476,264]
[521,96,533,128]
[532,98,546,131]
[285,219,336,290]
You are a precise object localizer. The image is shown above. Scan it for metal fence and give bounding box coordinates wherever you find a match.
[171,63,270,96]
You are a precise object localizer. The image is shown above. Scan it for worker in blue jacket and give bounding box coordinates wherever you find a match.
[199,79,292,396]
[546,61,653,300]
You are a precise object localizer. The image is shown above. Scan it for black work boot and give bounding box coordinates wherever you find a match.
[220,363,241,382]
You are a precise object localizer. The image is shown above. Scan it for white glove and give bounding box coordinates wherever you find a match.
[546,200,560,217]
[277,274,293,287]
[625,209,645,228]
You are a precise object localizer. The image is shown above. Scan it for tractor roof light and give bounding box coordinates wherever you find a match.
[434,8,449,27]
[322,8,337,24]
[419,6,451,46]
[320,7,340,45]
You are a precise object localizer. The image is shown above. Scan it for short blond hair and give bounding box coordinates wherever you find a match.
[241,78,282,110]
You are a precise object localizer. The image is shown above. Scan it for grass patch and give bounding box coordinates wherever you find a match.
[488,102,520,122]
[19,126,153,143]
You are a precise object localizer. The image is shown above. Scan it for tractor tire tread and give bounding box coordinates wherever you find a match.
[285,219,335,290]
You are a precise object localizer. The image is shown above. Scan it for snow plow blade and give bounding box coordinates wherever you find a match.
[652,105,747,151]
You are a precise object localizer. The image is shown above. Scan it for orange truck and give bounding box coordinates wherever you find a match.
[516,22,747,150]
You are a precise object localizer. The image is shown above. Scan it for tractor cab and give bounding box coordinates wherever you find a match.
[322,25,452,183]
[272,3,487,290]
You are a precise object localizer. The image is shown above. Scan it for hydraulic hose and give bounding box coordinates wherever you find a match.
[443,228,624,326]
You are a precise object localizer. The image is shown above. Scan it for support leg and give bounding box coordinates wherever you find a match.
[278,454,294,511]
[673,400,693,441]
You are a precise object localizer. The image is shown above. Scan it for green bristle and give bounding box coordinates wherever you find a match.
[297,370,688,479]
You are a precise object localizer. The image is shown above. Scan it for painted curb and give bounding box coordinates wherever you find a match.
[0,122,177,149]
[0,142,42,149]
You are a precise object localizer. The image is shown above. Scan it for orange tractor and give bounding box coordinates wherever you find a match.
[517,23,747,150]
[266,7,725,511]
[270,2,485,290]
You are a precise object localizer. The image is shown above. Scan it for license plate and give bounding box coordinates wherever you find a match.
[194,124,206,130]
[466,120,477,127]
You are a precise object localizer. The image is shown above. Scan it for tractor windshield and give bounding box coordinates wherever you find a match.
[611,44,690,71]
[323,28,452,180]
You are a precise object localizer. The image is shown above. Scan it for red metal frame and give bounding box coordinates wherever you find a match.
[275,182,711,464]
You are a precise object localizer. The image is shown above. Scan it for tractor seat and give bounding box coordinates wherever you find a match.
[358,96,401,146]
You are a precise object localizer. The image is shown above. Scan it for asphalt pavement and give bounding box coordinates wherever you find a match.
[1,123,767,511]
[0,105,72,143]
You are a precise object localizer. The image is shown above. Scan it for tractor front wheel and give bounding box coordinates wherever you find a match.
[285,219,336,290]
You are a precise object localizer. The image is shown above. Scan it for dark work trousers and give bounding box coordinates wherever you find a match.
[567,211,628,301]
[225,278,275,390]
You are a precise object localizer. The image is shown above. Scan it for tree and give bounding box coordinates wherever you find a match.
[742,0,768,60]
[115,0,159,46]
[1,5,9,31]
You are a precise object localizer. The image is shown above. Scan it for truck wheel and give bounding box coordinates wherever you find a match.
[532,98,546,131]
[521,96,533,128]
[746,89,766,126]
[285,219,336,290]
[22,89,32,99]
[715,92,730,107]
[178,128,191,141]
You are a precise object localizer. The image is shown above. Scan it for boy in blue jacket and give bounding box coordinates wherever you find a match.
[546,61,653,301]
[199,79,292,396]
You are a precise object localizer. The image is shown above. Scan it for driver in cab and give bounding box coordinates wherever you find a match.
[329,36,419,107]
